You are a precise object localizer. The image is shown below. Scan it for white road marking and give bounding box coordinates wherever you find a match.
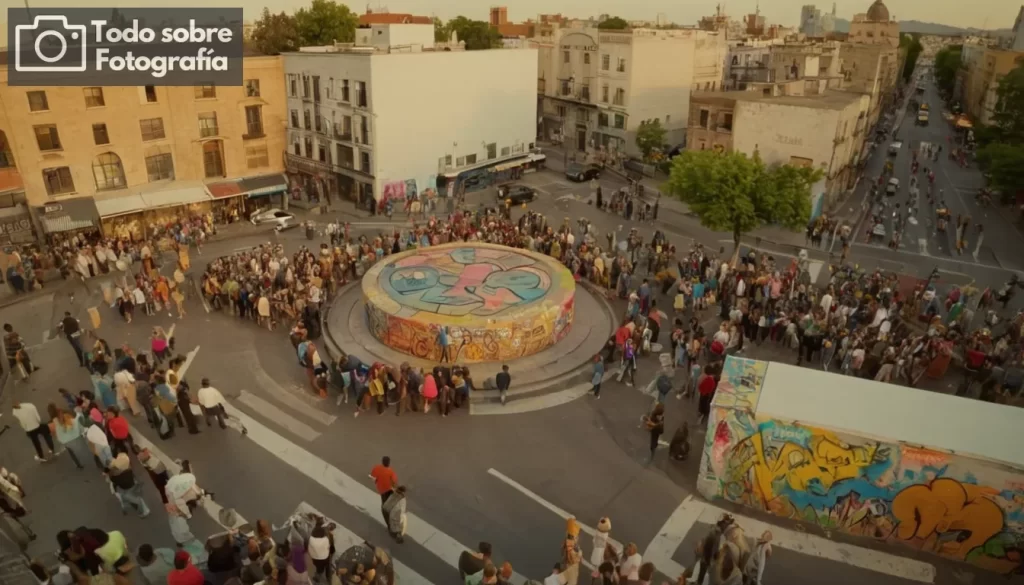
[267,385,338,425]
[643,497,936,583]
[236,390,321,442]
[469,382,592,415]
[218,402,528,585]
[42,329,52,345]
[292,502,434,585]
[167,323,176,340]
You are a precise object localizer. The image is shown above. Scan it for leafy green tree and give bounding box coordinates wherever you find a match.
[445,16,501,50]
[433,16,451,42]
[635,119,666,160]
[977,143,1024,201]
[665,150,820,255]
[933,45,962,96]
[990,63,1024,144]
[900,34,923,83]
[597,16,629,30]
[249,8,301,55]
[295,0,357,45]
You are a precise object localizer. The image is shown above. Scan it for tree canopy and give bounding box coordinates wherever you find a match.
[446,16,501,50]
[597,16,629,30]
[294,0,357,45]
[635,119,666,160]
[933,45,962,97]
[900,34,923,83]
[976,63,1024,200]
[249,8,301,55]
[989,63,1024,144]
[977,143,1024,199]
[433,17,450,42]
[664,150,820,254]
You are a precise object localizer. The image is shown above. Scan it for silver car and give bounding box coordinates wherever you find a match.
[250,208,295,228]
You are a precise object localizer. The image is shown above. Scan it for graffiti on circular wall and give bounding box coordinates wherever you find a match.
[362,243,576,363]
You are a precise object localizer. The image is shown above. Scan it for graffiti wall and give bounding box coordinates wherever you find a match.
[362,243,576,363]
[697,357,1024,575]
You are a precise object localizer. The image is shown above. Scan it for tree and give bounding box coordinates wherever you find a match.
[249,8,300,55]
[900,34,923,83]
[990,63,1024,144]
[295,0,357,46]
[933,45,962,97]
[446,16,500,50]
[597,16,629,30]
[664,150,820,256]
[433,16,451,42]
[635,119,666,160]
[977,143,1024,200]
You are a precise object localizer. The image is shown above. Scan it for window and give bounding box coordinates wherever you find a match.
[92,152,126,190]
[198,112,219,138]
[538,79,546,93]
[34,125,61,151]
[501,146,510,157]
[293,142,301,156]
[601,54,610,70]
[304,137,313,158]
[487,143,497,160]
[614,114,625,129]
[244,105,264,138]
[42,167,75,196]
[465,154,478,165]
[613,88,625,106]
[92,123,110,145]
[144,85,158,103]
[194,84,216,99]
[583,53,590,65]
[81,87,105,108]
[563,50,570,63]
[617,58,626,73]
[290,76,298,97]
[303,110,312,130]
[341,115,352,138]
[355,82,367,107]
[556,105,567,118]
[237,144,267,170]
[581,85,590,101]
[302,76,310,98]
[318,142,328,163]
[145,145,175,182]
[561,80,571,96]
[0,137,12,168]
[598,113,609,127]
[327,78,333,99]
[720,113,733,131]
[312,76,321,102]
[360,151,371,173]
[139,117,166,141]
[245,79,261,97]
[338,144,354,167]
[27,91,49,112]
[699,109,709,128]
[341,80,350,102]
[456,156,465,167]
[290,110,300,128]
[358,115,369,144]
[203,141,225,178]
[602,85,609,102]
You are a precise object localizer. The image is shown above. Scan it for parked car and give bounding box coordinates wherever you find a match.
[888,141,902,156]
[886,177,900,196]
[250,208,296,227]
[497,184,537,205]
[565,162,601,182]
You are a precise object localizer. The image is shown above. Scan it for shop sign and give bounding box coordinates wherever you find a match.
[0,215,32,243]
[285,153,331,175]
[43,203,63,214]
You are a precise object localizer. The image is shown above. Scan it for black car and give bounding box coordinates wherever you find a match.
[565,162,601,182]
[498,185,536,204]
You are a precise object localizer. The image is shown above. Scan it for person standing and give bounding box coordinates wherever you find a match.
[107,453,150,518]
[495,365,511,406]
[59,312,86,368]
[12,401,57,461]
[176,379,201,435]
[591,354,605,398]
[370,456,398,525]
[112,367,140,417]
[105,407,134,457]
[383,485,408,544]
[196,378,228,429]
[438,326,451,363]
[4,324,37,382]
[48,405,87,470]
[644,403,665,462]
[743,531,773,585]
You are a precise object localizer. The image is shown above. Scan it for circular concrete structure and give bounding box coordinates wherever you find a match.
[362,243,576,363]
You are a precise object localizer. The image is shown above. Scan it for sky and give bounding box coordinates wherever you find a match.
[0,0,1018,46]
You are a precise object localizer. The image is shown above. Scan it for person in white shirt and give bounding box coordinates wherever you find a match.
[743,531,773,585]
[86,423,113,468]
[542,564,565,585]
[618,543,643,581]
[196,378,227,429]
[12,402,56,461]
[113,368,140,416]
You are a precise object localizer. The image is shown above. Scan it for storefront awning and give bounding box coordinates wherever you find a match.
[142,185,211,209]
[239,173,288,198]
[956,118,973,129]
[207,181,244,199]
[95,195,148,218]
[37,197,100,233]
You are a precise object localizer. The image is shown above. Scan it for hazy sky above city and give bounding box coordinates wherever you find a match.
[0,0,1017,44]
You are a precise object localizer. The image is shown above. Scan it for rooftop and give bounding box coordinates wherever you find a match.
[357,12,432,25]
[693,89,864,110]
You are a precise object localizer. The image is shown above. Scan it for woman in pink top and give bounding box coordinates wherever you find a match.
[151,327,170,364]
[421,373,438,413]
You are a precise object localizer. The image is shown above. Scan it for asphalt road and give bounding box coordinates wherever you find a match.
[0,225,1016,585]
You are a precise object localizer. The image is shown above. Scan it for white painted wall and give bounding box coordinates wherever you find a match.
[733,101,838,169]
[354,24,435,51]
[627,34,695,148]
[369,49,538,198]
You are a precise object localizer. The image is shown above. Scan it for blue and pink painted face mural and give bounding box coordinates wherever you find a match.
[697,357,1024,576]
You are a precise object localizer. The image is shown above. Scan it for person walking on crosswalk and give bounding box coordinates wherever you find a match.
[197,378,228,429]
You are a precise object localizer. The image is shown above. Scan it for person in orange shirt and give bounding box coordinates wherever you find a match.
[370,455,397,506]
[154,278,171,316]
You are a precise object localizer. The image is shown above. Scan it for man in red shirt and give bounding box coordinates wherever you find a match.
[168,551,204,585]
[105,407,134,457]
[697,369,718,426]
[370,456,398,527]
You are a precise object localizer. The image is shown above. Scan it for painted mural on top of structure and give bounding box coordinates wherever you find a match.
[697,356,1024,576]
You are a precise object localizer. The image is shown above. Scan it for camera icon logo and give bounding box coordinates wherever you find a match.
[14,15,88,73]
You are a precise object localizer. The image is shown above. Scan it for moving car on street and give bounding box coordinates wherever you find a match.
[886,177,900,196]
[565,162,602,182]
[888,141,902,156]
[250,208,297,229]
[497,184,537,205]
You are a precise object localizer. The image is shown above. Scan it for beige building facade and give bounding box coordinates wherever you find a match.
[0,55,288,240]
[960,47,1024,126]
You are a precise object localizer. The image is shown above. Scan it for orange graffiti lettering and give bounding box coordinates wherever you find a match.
[891,478,1003,560]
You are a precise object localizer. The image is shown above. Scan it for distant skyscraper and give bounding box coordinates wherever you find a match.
[800,4,823,36]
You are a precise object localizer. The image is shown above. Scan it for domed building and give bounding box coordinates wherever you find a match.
[848,0,900,48]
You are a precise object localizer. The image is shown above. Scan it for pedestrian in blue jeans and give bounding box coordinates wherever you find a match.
[591,355,605,398]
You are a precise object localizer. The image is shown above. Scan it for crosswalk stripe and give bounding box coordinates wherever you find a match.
[220,401,529,585]
[246,352,338,425]
[236,390,322,441]
[292,501,434,585]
